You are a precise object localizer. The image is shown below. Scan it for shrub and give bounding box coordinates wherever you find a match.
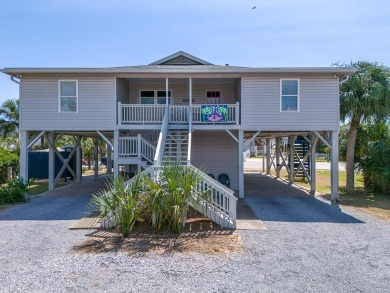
[0,148,19,184]
[0,178,28,205]
[92,162,212,236]
[92,175,147,237]
[361,139,390,195]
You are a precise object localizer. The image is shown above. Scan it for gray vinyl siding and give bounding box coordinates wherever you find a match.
[127,78,238,105]
[191,131,238,191]
[116,78,129,104]
[20,74,116,131]
[241,75,340,131]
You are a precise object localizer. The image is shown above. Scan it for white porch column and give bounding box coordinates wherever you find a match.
[238,130,244,198]
[275,137,280,178]
[187,77,193,166]
[94,137,99,179]
[289,136,295,184]
[106,144,112,174]
[114,130,119,177]
[310,134,317,193]
[166,77,169,106]
[266,138,271,175]
[76,136,82,182]
[19,131,29,183]
[48,133,55,191]
[262,140,265,173]
[330,130,339,201]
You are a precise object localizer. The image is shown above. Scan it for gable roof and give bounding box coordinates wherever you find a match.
[149,51,213,65]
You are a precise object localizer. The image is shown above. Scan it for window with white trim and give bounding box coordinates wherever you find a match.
[206,91,221,104]
[140,90,171,104]
[280,79,299,111]
[59,80,78,112]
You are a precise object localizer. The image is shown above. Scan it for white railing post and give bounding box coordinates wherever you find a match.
[235,102,239,125]
[137,134,142,159]
[118,102,122,126]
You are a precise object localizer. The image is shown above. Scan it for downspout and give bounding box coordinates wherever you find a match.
[10,75,21,84]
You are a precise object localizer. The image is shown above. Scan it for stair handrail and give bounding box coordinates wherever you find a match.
[189,164,237,228]
[154,107,169,166]
[140,137,156,164]
[187,106,192,166]
[143,130,159,144]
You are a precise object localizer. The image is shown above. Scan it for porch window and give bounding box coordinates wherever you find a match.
[280,79,299,111]
[140,90,171,104]
[59,80,78,112]
[206,91,221,104]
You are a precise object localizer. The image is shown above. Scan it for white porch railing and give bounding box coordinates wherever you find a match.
[119,102,239,125]
[169,105,188,124]
[120,103,165,124]
[118,134,156,164]
[118,137,138,156]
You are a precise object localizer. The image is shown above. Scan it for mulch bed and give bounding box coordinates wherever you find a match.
[73,212,242,256]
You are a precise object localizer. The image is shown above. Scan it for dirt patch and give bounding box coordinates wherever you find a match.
[73,218,242,256]
[320,193,390,221]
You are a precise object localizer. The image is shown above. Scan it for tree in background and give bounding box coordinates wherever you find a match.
[0,99,19,150]
[82,138,94,170]
[338,61,390,193]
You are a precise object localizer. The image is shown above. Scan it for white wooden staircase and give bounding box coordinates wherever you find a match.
[106,107,237,229]
[163,130,189,164]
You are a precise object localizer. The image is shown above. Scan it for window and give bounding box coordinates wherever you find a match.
[140,90,171,104]
[206,91,221,104]
[281,79,299,111]
[59,80,78,112]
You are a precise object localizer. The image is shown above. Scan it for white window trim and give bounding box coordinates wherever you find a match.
[204,89,223,104]
[138,89,172,104]
[280,79,300,112]
[58,80,78,113]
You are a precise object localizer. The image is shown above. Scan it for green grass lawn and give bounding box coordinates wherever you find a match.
[28,181,68,196]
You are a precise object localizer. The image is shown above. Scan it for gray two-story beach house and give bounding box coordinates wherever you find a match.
[1,51,354,227]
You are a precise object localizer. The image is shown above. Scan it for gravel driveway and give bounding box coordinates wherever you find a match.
[0,190,389,292]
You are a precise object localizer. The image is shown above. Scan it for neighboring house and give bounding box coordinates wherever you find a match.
[1,51,354,205]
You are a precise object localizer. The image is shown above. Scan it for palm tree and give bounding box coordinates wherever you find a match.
[0,99,19,138]
[339,61,390,193]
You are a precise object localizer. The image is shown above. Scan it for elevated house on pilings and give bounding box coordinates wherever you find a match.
[1,51,354,228]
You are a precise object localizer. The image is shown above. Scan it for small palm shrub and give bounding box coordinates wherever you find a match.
[92,162,212,236]
[92,175,147,237]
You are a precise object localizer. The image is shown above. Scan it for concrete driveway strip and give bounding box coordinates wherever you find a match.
[0,182,389,292]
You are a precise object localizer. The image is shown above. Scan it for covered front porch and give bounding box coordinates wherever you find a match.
[116,76,241,127]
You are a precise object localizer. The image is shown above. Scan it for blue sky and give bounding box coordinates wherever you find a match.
[1,0,389,104]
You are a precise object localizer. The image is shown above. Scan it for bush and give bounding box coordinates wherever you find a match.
[361,139,390,195]
[92,175,147,237]
[92,162,211,236]
[0,148,19,184]
[0,178,28,205]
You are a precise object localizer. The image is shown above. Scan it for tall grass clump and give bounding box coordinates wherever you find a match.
[92,175,147,237]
